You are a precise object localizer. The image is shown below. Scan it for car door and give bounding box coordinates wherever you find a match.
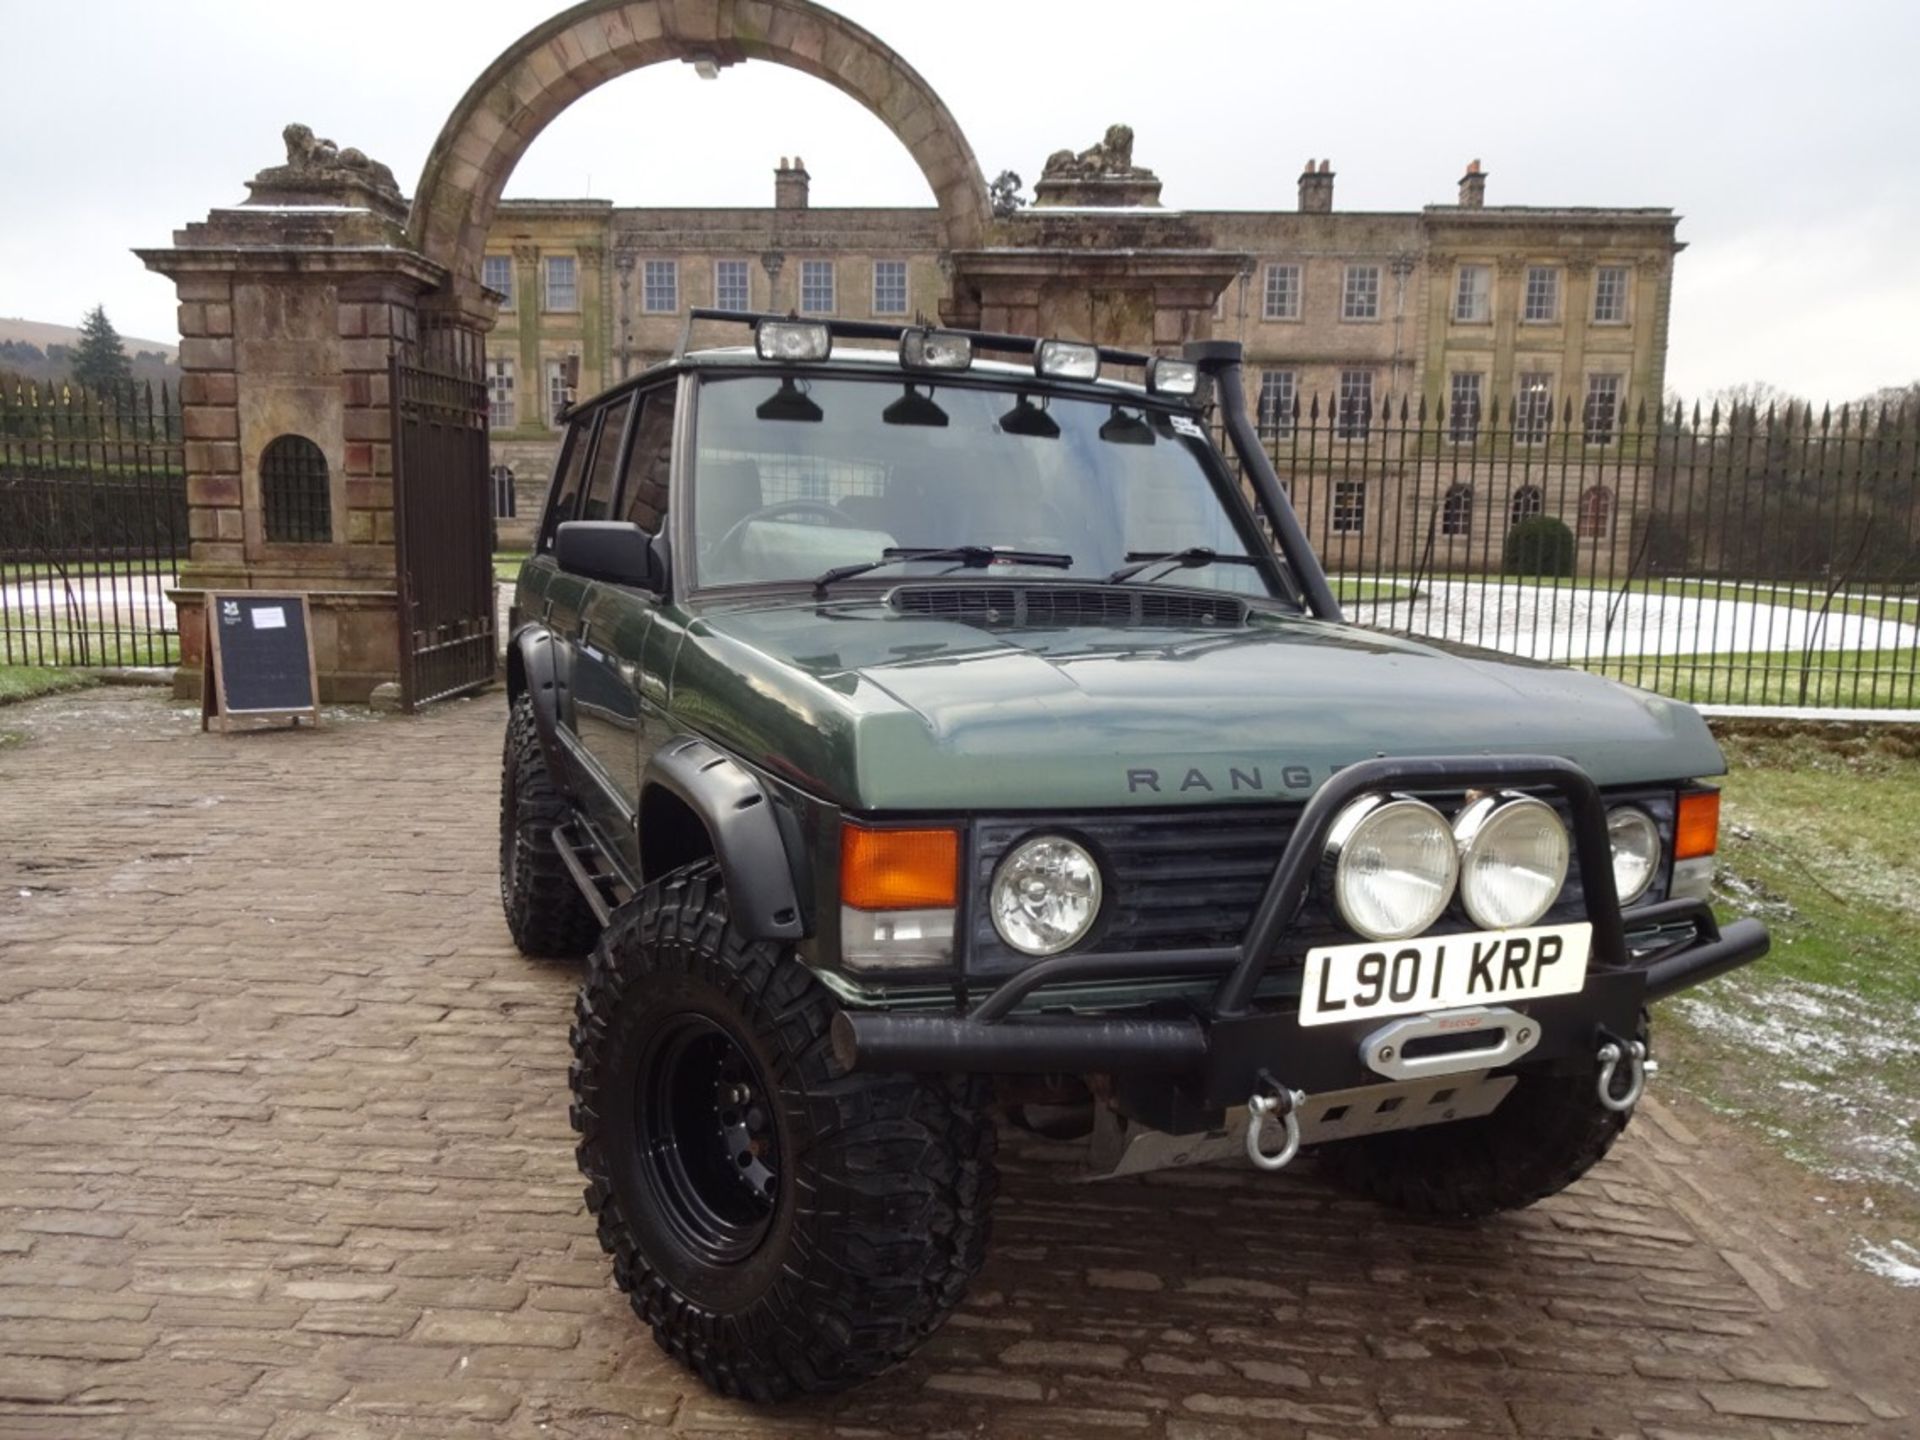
[550,392,637,845]
[575,380,680,874]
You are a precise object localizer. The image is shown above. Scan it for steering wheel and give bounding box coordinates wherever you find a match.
[708,499,862,572]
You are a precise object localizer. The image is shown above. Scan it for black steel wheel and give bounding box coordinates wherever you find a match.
[570,861,997,1401]
[633,1014,779,1266]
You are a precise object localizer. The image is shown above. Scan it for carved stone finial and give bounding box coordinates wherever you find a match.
[1040,124,1144,181]
[246,122,405,221]
[1033,124,1160,208]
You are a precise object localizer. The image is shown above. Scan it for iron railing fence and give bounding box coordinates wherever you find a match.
[1236,392,1920,710]
[0,380,186,668]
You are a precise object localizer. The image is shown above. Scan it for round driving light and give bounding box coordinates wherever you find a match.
[1325,796,1459,941]
[990,835,1103,956]
[1607,806,1661,905]
[1454,794,1569,930]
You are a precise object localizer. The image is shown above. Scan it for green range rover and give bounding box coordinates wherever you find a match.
[499,310,1768,1400]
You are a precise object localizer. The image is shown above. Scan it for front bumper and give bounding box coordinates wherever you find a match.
[831,754,1769,1108]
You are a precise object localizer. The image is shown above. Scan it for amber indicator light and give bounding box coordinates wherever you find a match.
[1674,790,1721,860]
[840,825,960,910]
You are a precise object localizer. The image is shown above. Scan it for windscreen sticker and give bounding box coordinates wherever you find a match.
[1169,415,1207,440]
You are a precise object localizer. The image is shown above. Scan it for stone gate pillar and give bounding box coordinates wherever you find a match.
[138,127,448,704]
[948,126,1244,352]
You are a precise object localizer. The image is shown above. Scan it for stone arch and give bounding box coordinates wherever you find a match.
[409,0,992,316]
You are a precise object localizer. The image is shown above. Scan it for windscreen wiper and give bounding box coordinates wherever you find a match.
[1105,547,1263,585]
[814,546,1073,597]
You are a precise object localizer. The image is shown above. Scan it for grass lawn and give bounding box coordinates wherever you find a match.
[1661,727,1920,1228]
[0,630,180,668]
[1591,648,1920,709]
[0,665,97,705]
[493,551,529,584]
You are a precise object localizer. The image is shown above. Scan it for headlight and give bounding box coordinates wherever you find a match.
[990,835,1103,956]
[1325,796,1458,941]
[1607,806,1661,905]
[1454,794,1569,930]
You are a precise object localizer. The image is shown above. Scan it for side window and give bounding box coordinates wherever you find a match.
[578,396,634,523]
[619,385,677,536]
[537,416,594,552]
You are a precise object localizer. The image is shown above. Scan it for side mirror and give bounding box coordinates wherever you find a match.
[555,520,666,593]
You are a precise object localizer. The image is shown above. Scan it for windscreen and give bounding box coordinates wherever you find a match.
[690,374,1282,597]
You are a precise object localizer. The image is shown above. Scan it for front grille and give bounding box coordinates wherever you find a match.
[965,789,1673,980]
[892,584,1248,629]
[968,807,1299,977]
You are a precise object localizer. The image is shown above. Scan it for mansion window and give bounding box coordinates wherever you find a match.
[491,464,516,520]
[1256,370,1296,440]
[544,255,578,312]
[1509,485,1544,527]
[872,260,909,316]
[488,357,515,431]
[1453,264,1490,323]
[1514,372,1554,443]
[482,254,514,306]
[642,259,678,314]
[800,259,836,315]
[1584,374,1623,445]
[1342,264,1380,321]
[714,259,751,312]
[1441,484,1473,537]
[1523,265,1560,322]
[1336,369,1374,439]
[546,358,575,427]
[1579,484,1614,539]
[1263,263,1301,320]
[1448,371,1483,443]
[1331,480,1366,534]
[1593,265,1630,324]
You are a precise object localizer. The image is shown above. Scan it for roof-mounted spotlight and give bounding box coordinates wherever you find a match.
[900,328,974,372]
[1035,339,1100,382]
[1147,357,1199,397]
[755,319,831,362]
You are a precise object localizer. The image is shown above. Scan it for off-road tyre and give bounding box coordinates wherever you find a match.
[569,861,997,1401]
[499,694,600,959]
[1315,1022,1649,1220]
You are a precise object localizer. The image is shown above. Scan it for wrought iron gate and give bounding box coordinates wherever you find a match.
[0,381,187,668]
[390,354,495,709]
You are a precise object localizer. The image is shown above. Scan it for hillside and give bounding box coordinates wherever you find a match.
[0,316,181,390]
[0,316,178,360]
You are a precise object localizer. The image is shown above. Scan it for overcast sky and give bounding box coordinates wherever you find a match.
[4,0,1915,401]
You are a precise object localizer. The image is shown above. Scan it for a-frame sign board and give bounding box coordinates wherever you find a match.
[201,592,321,733]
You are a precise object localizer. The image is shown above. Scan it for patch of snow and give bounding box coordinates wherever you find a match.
[1854,1238,1920,1287]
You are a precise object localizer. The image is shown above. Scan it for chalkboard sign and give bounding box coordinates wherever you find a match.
[201,592,320,733]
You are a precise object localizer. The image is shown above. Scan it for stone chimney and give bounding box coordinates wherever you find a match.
[775,156,810,211]
[1458,159,1486,209]
[1298,158,1334,214]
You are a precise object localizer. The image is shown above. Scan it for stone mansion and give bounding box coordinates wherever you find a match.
[481,141,1680,555]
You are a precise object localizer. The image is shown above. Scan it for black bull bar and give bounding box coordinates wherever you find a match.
[832,755,1770,1089]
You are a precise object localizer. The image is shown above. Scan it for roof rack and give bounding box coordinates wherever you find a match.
[672,307,1154,372]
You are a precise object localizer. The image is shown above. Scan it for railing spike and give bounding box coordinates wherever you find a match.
[1820,402,1832,431]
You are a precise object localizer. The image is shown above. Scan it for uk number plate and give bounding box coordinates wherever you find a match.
[1299,923,1592,1028]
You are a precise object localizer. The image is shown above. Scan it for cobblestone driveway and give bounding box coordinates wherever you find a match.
[1,689,1913,1439]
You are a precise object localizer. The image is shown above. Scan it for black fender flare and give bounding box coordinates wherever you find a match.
[510,626,569,772]
[642,735,805,942]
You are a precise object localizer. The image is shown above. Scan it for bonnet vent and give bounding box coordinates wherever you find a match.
[890,585,1249,629]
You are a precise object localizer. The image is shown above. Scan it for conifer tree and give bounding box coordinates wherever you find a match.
[70,305,131,391]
